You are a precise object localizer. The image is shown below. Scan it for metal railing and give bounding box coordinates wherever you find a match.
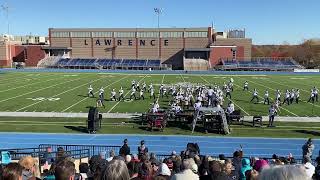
[39,144,121,158]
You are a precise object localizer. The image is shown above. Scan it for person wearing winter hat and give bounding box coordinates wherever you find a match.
[254,159,269,172]
[155,163,171,180]
[239,158,252,180]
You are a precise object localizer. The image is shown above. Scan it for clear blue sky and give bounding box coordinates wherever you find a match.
[0,0,319,45]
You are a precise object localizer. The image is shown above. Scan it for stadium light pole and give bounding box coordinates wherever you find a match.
[154,8,162,60]
[1,4,12,68]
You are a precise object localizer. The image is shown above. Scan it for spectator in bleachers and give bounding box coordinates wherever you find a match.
[54,159,75,180]
[245,169,259,180]
[155,163,171,180]
[138,160,153,180]
[18,155,40,180]
[132,154,140,163]
[303,156,315,179]
[99,151,106,160]
[106,150,115,162]
[119,139,130,157]
[79,163,89,180]
[138,140,149,157]
[89,155,106,179]
[1,162,23,180]
[55,147,67,163]
[223,159,238,180]
[240,158,252,180]
[171,158,199,180]
[259,165,311,180]
[100,159,130,180]
[125,155,132,164]
[127,161,139,179]
[232,151,242,178]
[41,147,54,165]
[253,159,269,172]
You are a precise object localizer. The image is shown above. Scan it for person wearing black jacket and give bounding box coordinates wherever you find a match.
[119,139,131,156]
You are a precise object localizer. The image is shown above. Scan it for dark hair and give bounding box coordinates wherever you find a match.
[54,160,75,180]
[79,163,89,173]
[2,162,23,180]
[126,162,139,177]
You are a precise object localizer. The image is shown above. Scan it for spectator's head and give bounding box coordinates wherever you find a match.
[79,163,89,174]
[123,139,128,145]
[209,160,222,173]
[125,155,132,163]
[54,160,75,180]
[259,165,310,180]
[140,140,145,146]
[46,147,52,153]
[223,160,233,175]
[158,163,171,176]
[127,161,139,178]
[109,150,115,158]
[233,151,240,158]
[2,163,23,180]
[254,159,269,172]
[100,151,106,159]
[245,169,259,180]
[57,147,66,160]
[100,160,130,180]
[18,155,36,173]
[182,158,195,170]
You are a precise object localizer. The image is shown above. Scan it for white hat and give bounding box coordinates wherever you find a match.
[159,163,171,176]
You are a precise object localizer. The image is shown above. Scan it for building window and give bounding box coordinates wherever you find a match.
[114,32,135,38]
[70,32,91,38]
[138,32,159,38]
[51,32,70,38]
[184,31,207,38]
[161,32,183,38]
[92,32,113,37]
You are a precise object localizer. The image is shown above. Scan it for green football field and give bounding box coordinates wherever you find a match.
[1,71,320,117]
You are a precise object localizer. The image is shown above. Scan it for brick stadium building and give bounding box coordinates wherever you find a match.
[0,27,252,70]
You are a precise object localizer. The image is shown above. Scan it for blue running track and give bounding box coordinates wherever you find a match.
[0,133,318,159]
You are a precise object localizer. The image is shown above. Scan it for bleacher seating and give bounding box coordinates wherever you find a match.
[220,58,303,71]
[39,57,162,70]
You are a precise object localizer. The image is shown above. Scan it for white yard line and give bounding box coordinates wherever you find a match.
[236,78,298,117]
[15,77,103,112]
[180,74,186,83]
[0,76,66,93]
[62,76,129,112]
[199,75,250,116]
[107,75,147,113]
[0,78,82,103]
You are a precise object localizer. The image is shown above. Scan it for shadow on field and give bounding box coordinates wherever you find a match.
[64,126,88,133]
[294,130,320,136]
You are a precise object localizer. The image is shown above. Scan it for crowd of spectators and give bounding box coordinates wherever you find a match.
[0,138,319,180]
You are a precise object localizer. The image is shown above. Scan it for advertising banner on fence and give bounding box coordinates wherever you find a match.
[294,69,320,73]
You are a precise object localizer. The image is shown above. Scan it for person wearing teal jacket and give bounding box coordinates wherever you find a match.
[240,158,252,180]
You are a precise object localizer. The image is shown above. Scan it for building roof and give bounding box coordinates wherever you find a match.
[42,46,72,50]
[49,27,210,32]
[184,48,211,52]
